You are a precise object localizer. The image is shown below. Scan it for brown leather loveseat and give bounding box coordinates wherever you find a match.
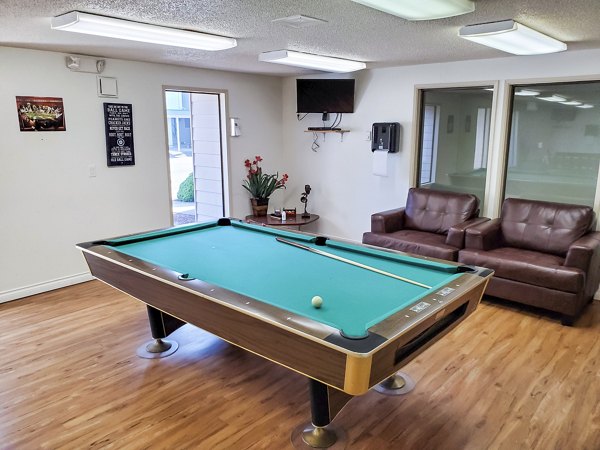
[362,188,487,261]
[459,198,600,325]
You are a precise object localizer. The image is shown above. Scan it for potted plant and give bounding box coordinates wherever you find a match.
[242,156,288,216]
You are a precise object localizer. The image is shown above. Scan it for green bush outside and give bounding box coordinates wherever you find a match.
[177,173,195,202]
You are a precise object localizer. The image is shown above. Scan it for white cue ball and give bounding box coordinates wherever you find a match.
[311,296,323,308]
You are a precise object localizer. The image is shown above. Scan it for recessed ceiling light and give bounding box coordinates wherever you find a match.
[350,0,474,21]
[51,11,237,51]
[577,104,594,109]
[271,15,327,28]
[459,20,566,55]
[515,89,540,96]
[560,101,582,106]
[258,50,366,73]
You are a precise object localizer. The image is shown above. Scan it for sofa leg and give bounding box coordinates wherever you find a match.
[561,314,576,326]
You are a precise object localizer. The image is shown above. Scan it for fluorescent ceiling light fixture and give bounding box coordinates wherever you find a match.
[577,104,594,109]
[258,50,366,73]
[458,20,566,55]
[350,0,474,21]
[560,101,582,106]
[515,89,540,96]
[539,95,567,102]
[51,11,237,51]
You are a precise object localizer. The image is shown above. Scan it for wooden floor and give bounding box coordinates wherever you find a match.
[1,281,599,450]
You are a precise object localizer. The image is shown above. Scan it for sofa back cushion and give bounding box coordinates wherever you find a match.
[404,188,479,234]
[501,198,594,256]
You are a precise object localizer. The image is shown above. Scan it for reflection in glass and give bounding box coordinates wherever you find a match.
[506,81,600,207]
[418,87,494,210]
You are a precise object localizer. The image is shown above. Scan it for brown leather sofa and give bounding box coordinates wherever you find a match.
[362,188,487,261]
[459,198,600,325]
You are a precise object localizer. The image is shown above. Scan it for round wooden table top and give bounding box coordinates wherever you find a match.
[245,213,319,227]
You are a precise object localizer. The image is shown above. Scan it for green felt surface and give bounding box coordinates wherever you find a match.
[108,221,461,338]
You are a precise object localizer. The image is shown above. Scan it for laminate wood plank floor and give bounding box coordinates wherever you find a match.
[1,281,599,449]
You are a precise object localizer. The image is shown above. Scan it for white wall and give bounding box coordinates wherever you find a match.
[6,45,600,302]
[281,49,600,242]
[0,46,283,302]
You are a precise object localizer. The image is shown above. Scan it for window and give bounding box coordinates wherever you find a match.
[417,87,494,209]
[420,105,439,185]
[473,107,491,170]
[165,92,191,111]
[166,94,192,153]
[505,81,600,207]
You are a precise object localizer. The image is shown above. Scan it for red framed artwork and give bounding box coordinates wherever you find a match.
[16,96,66,131]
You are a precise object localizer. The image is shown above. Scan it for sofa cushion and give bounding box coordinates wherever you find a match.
[404,188,479,235]
[363,230,459,261]
[459,247,584,293]
[500,198,593,256]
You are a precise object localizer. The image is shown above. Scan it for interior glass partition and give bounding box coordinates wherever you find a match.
[505,82,600,207]
[417,87,494,210]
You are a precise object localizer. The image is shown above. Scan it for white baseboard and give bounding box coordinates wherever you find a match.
[0,272,94,304]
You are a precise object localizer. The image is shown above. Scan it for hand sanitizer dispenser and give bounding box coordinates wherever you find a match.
[371,122,400,153]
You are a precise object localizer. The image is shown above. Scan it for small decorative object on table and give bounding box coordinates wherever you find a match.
[284,208,296,216]
[300,184,312,218]
[242,156,288,216]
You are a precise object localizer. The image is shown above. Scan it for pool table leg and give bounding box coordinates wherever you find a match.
[373,371,415,396]
[136,306,183,359]
[294,379,352,448]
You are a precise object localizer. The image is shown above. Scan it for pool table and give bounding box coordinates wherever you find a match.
[77,219,492,447]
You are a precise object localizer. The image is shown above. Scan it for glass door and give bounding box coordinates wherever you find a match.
[165,90,227,225]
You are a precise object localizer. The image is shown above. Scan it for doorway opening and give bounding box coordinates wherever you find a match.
[164,89,228,225]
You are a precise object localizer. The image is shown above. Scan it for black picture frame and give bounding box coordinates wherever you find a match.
[104,103,135,166]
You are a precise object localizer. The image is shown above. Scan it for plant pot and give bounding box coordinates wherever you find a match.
[250,198,269,216]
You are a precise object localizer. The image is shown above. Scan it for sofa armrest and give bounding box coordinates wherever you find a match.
[564,231,600,272]
[446,217,490,249]
[464,218,502,251]
[371,208,405,233]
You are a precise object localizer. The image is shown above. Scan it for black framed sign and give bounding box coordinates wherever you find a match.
[104,103,135,166]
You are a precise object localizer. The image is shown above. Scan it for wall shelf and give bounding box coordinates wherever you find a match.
[305,129,349,142]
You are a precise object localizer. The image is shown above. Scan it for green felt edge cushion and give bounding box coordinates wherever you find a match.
[231,221,316,242]
[326,241,458,272]
[105,219,318,246]
[363,272,463,331]
[105,221,219,245]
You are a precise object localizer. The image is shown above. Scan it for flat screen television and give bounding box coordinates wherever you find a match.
[296,79,355,114]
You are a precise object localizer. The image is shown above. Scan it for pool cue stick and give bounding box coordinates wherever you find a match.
[276,237,432,289]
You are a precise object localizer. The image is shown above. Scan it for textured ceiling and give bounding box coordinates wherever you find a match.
[2,0,600,76]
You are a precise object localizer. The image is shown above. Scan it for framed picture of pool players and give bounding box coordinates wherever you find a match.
[103,102,135,166]
[16,96,66,131]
